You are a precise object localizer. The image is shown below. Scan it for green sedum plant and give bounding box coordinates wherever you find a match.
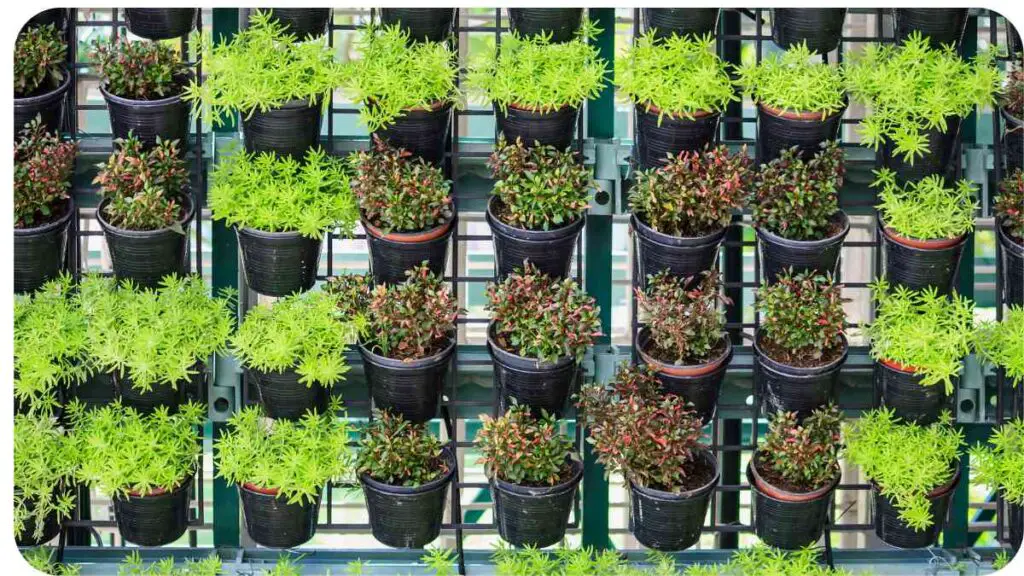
[118,552,222,576]
[636,270,728,365]
[844,408,963,531]
[974,305,1024,387]
[91,38,189,100]
[477,404,574,486]
[971,418,1024,506]
[995,168,1024,239]
[364,264,460,360]
[15,117,78,228]
[22,547,81,576]
[738,42,846,117]
[752,141,844,241]
[357,409,449,487]
[873,168,977,241]
[15,24,65,97]
[94,135,189,231]
[14,414,76,544]
[756,271,846,364]
[756,405,842,492]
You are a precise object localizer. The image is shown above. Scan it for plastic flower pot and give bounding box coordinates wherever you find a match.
[100,82,191,151]
[372,101,452,166]
[893,9,969,49]
[770,9,847,54]
[628,448,719,551]
[495,103,579,151]
[1011,21,1023,58]
[878,214,968,296]
[872,463,960,549]
[364,216,454,287]
[23,8,69,33]
[247,366,330,421]
[97,194,195,290]
[748,459,839,550]
[14,493,62,546]
[235,227,322,297]
[631,214,727,289]
[1010,502,1023,553]
[379,8,456,44]
[123,9,198,40]
[756,101,847,164]
[634,105,721,171]
[756,211,850,284]
[881,116,962,184]
[487,324,578,418]
[998,217,1024,307]
[14,69,71,136]
[14,197,74,294]
[359,338,455,424]
[641,9,720,40]
[239,483,321,548]
[115,372,188,415]
[507,8,583,44]
[754,332,848,419]
[875,359,954,426]
[486,196,585,281]
[264,8,331,40]
[72,370,116,409]
[1002,106,1023,176]
[635,327,732,426]
[491,458,582,548]
[113,476,193,547]
[241,98,323,161]
[360,446,455,548]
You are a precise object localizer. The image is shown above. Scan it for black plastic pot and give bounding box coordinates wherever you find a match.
[998,219,1024,307]
[755,333,847,418]
[14,197,74,294]
[635,105,721,170]
[372,102,452,166]
[360,338,454,424]
[365,217,453,286]
[23,8,69,33]
[873,464,960,549]
[124,9,198,40]
[236,227,322,297]
[115,372,187,414]
[242,99,323,161]
[641,9,720,40]
[756,102,846,164]
[757,211,850,284]
[879,216,968,296]
[875,360,954,426]
[1002,107,1023,176]
[495,103,579,151]
[487,197,585,281]
[239,483,321,548]
[379,8,456,43]
[14,495,62,546]
[360,446,455,548]
[881,116,962,183]
[14,69,71,135]
[1010,502,1023,554]
[628,448,719,551]
[749,461,838,550]
[1010,21,1023,58]
[488,324,578,418]
[113,476,192,547]
[631,214,726,287]
[507,8,583,43]
[248,366,329,421]
[636,327,731,425]
[264,8,331,39]
[97,194,194,290]
[72,371,116,409]
[492,458,582,548]
[101,84,191,151]
[771,9,847,54]
[893,9,969,49]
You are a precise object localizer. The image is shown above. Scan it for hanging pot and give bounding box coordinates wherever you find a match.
[379,8,456,44]
[97,194,194,290]
[771,9,847,54]
[756,101,847,164]
[263,8,331,40]
[1001,107,1023,176]
[1010,502,1023,554]
[635,104,721,170]
[72,370,116,409]
[115,371,188,414]
[507,8,583,43]
[14,493,62,546]
[636,327,731,425]
[239,483,321,548]
[488,324,577,418]
[641,9,720,40]
[486,197,585,281]
[756,211,850,284]
[23,8,69,33]
[372,101,452,166]
[632,215,727,290]
[873,463,960,549]
[14,69,71,136]
[14,196,74,294]
[242,98,323,161]
[101,82,191,151]
[360,446,455,548]
[881,116,962,183]
[628,448,719,551]
[359,337,455,424]
[124,9,198,40]
[998,217,1024,307]
[879,214,968,296]
[754,332,847,418]
[247,366,329,421]
[749,459,839,550]
[492,458,582,548]
[365,216,453,287]
[113,476,193,547]
[875,359,954,426]
[236,227,322,297]
[495,103,579,151]
[893,9,969,49]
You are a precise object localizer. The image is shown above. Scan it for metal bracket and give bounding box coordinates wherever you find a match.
[586,140,625,216]
[957,355,986,423]
[208,354,241,423]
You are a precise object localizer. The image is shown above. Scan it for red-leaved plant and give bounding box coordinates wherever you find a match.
[635,270,729,365]
[357,409,449,487]
[94,135,189,231]
[756,270,846,364]
[324,272,373,320]
[756,404,843,492]
[365,264,459,360]
[14,24,65,98]
[91,38,189,100]
[996,168,1024,239]
[14,117,78,228]
[751,141,845,241]
[1003,61,1024,118]
[477,404,574,487]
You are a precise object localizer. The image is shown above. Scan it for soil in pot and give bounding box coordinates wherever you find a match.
[359,338,455,424]
[754,332,847,418]
[262,8,331,40]
[634,105,721,171]
[495,103,579,151]
[379,8,456,44]
[488,324,578,418]
[507,8,583,44]
[113,476,193,547]
[486,197,585,281]
[631,214,727,287]
[239,483,321,548]
[14,196,74,294]
[1003,107,1023,177]
[371,101,452,166]
[998,218,1024,307]
[636,327,731,425]
[628,448,719,551]
[873,463,960,549]
[101,78,192,151]
[124,9,198,40]
[492,458,582,548]
[771,9,847,54]
[115,372,187,415]
[893,9,969,49]
[882,116,962,183]
[748,456,839,550]
[248,366,330,421]
[641,9,720,40]
[364,216,453,287]
[757,211,850,284]
[14,69,71,136]
[879,215,968,296]
[756,102,847,164]
[97,194,194,290]
[875,359,954,426]
[241,98,323,161]
[236,227,322,297]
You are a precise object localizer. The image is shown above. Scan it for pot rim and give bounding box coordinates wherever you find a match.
[240,482,282,496]
[503,101,576,114]
[362,213,454,244]
[486,322,576,371]
[14,196,75,236]
[872,460,961,500]
[635,326,732,377]
[748,457,839,503]
[878,214,967,250]
[492,456,583,496]
[14,67,72,105]
[628,447,720,500]
[630,212,729,248]
[635,102,717,120]
[96,192,195,237]
[358,335,456,369]
[99,78,191,107]
[235,225,322,241]
[755,210,850,248]
[754,330,849,376]
[486,196,586,240]
[758,97,848,122]
[124,474,194,499]
[244,95,325,118]
[997,217,1024,253]
[879,357,922,374]
[360,445,456,495]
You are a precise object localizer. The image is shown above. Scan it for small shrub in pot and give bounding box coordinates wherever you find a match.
[14,414,76,546]
[477,405,580,548]
[995,170,1024,305]
[971,418,1024,552]
[1001,66,1024,175]
[975,305,1024,391]
[14,24,70,133]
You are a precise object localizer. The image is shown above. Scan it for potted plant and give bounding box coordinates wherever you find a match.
[259,8,332,40]
[466,23,607,150]
[477,405,581,548]
[873,168,977,295]
[14,24,69,135]
[350,137,454,284]
[996,170,1024,306]
[865,279,975,425]
[14,118,77,294]
[845,33,1000,182]
[123,8,198,40]
[617,32,737,170]
[379,8,456,44]
[751,142,849,283]
[641,9,720,40]
[23,8,69,34]
[68,400,205,547]
[975,306,1024,412]
[845,408,963,549]
[634,270,732,425]
[893,9,970,49]
[486,137,594,279]
[1001,63,1023,175]
[771,9,847,55]
[185,12,344,160]
[357,410,455,548]
[91,38,192,149]
[754,271,848,417]
[93,134,194,289]
[738,43,847,163]
[342,25,459,165]
[628,145,751,282]
[14,414,76,546]
[216,400,353,548]
[209,147,359,296]
[486,263,602,416]
[507,8,584,44]
[578,364,718,551]
[748,405,843,550]
[972,418,1024,552]
[231,290,364,420]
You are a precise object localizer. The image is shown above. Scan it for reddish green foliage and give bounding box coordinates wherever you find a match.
[756,271,847,363]
[477,404,574,486]
[635,270,729,365]
[751,141,844,241]
[15,24,65,98]
[91,38,189,100]
[93,135,189,230]
[1004,64,1024,118]
[14,118,78,228]
[357,410,448,487]
[758,404,843,492]
[324,272,373,320]
[996,168,1024,239]
[366,264,459,360]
